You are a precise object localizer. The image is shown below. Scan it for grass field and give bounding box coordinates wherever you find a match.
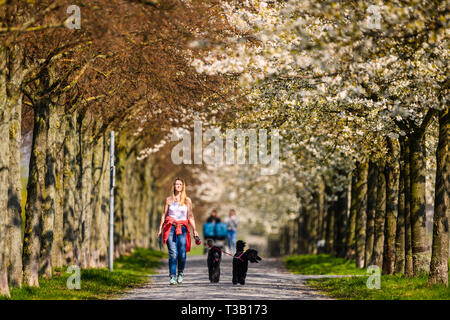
[307,274,450,300]
[188,244,206,256]
[284,254,366,275]
[1,248,167,300]
[284,254,450,300]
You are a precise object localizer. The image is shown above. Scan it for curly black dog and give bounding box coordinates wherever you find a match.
[232,240,262,285]
[207,246,222,283]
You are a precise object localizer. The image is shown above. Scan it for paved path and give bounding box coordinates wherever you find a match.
[118,254,348,300]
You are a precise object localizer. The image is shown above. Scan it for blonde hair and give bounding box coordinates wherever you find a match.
[171,177,187,206]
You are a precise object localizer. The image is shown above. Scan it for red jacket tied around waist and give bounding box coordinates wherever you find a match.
[163,216,191,253]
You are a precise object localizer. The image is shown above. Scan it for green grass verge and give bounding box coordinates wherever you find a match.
[284,254,366,275]
[284,254,450,300]
[2,247,167,300]
[307,274,450,300]
[188,245,205,256]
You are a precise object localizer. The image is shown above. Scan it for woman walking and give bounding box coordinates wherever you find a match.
[157,177,199,285]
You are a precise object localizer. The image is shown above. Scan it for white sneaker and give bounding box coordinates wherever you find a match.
[177,272,184,284]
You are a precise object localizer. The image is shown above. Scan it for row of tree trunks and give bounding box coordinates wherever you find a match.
[110,133,164,258]
[277,146,421,272]
[1,43,28,296]
[277,109,448,285]
[0,76,192,295]
[286,179,349,257]
[13,95,165,291]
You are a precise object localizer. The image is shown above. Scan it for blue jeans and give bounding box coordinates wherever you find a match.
[167,225,187,277]
[227,229,236,252]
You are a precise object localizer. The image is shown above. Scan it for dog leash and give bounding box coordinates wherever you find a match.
[206,242,244,262]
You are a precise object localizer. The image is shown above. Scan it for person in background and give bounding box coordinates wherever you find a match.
[203,209,222,253]
[206,209,221,224]
[225,209,238,252]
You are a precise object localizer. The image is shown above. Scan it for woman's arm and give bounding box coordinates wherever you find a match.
[157,197,170,237]
[187,197,199,237]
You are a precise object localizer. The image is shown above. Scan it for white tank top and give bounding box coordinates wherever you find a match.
[168,200,188,221]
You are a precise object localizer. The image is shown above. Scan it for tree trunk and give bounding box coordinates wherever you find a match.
[403,137,414,276]
[22,101,50,287]
[325,187,335,255]
[146,157,157,249]
[63,111,81,265]
[372,159,386,268]
[40,98,59,279]
[365,160,378,266]
[90,131,105,267]
[383,138,399,275]
[428,108,449,286]
[143,159,153,249]
[114,133,126,258]
[335,183,348,258]
[100,132,110,266]
[134,158,145,248]
[309,192,320,254]
[292,217,299,254]
[345,170,358,260]
[394,137,406,274]
[2,43,28,294]
[409,133,430,275]
[282,225,290,256]
[316,179,326,252]
[79,112,94,268]
[297,206,308,254]
[6,90,23,288]
[51,110,65,269]
[354,161,368,268]
[0,46,11,296]
[128,149,140,253]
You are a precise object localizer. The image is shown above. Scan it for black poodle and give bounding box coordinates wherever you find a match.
[207,246,222,283]
[232,240,262,285]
